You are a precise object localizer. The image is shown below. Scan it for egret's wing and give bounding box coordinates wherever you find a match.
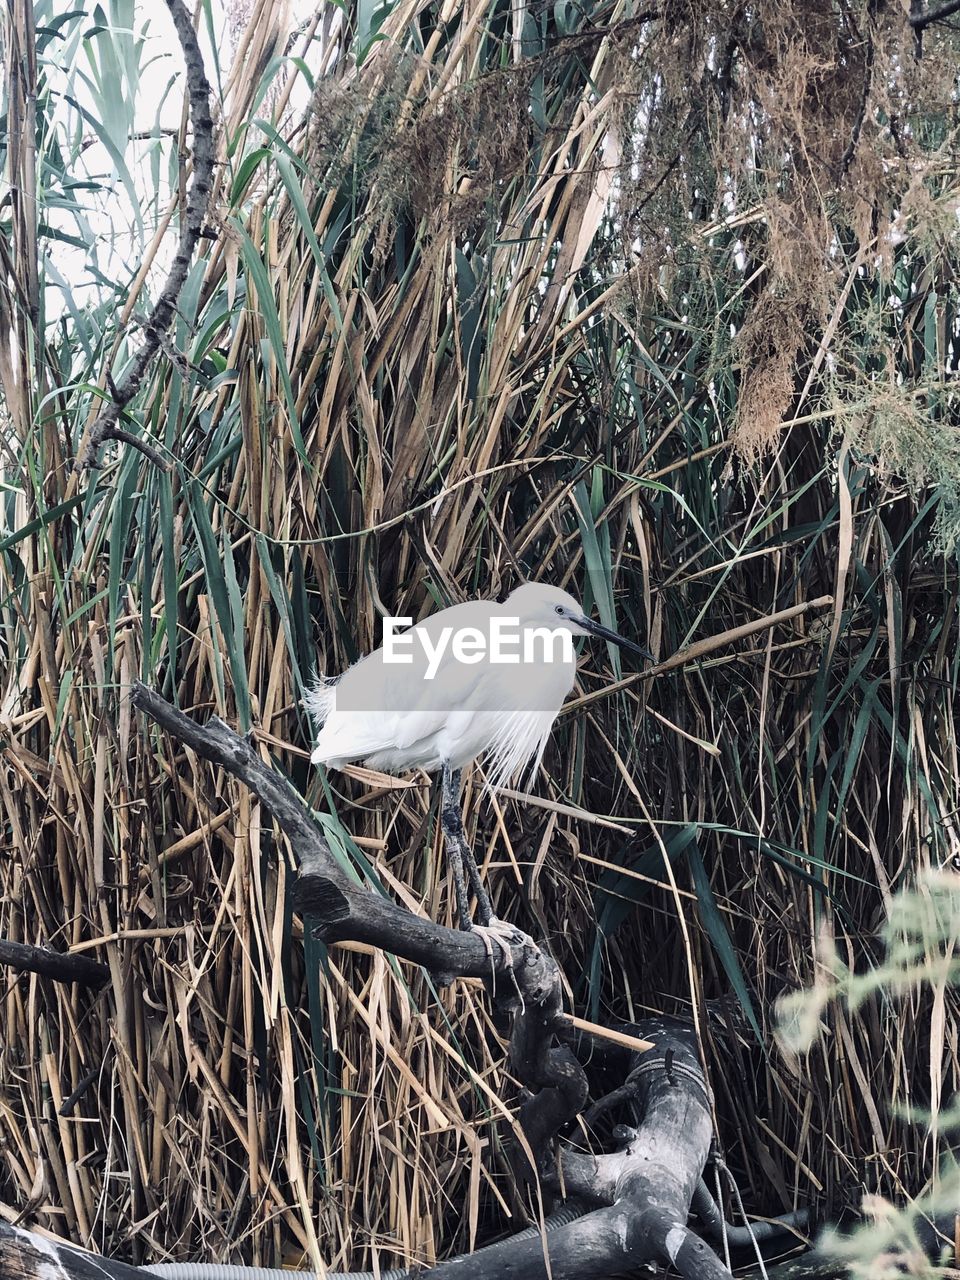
[386,660,495,761]
[309,605,496,766]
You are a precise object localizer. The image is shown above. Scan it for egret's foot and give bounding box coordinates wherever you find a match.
[467,915,528,947]
[465,916,529,1003]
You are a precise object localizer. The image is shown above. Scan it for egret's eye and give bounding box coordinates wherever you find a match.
[554,605,564,615]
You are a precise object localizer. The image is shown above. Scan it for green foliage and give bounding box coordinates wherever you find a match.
[778,871,960,1276]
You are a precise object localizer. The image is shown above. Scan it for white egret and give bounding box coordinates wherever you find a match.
[307,582,653,938]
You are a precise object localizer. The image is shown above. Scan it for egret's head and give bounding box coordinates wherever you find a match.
[506,582,584,629]
[505,582,653,661]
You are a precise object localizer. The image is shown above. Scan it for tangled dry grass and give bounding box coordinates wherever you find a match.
[0,0,959,1271]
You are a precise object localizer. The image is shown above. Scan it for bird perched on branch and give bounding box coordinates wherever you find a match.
[307,582,652,944]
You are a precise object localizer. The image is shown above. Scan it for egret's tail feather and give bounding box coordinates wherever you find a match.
[303,676,339,728]
[304,677,341,765]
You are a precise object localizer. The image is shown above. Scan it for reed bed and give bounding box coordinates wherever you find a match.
[0,0,959,1270]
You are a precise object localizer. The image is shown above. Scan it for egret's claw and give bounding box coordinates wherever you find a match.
[485,916,529,946]
[468,917,528,1004]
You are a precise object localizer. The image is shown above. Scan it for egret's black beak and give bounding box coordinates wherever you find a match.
[576,615,654,664]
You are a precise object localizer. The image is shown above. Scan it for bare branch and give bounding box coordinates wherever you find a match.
[909,0,960,28]
[88,427,173,472]
[130,681,590,1167]
[129,685,730,1279]
[75,0,215,471]
[131,682,522,979]
[0,937,109,988]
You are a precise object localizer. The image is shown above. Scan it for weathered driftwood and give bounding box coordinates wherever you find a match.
[422,1017,727,1279]
[0,1222,154,1279]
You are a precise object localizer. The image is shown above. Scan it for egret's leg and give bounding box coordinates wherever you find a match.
[439,767,528,997]
[440,765,495,929]
[439,766,473,928]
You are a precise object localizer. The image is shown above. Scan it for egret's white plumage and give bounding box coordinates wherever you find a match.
[308,581,652,933]
[308,586,576,783]
[307,583,610,790]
